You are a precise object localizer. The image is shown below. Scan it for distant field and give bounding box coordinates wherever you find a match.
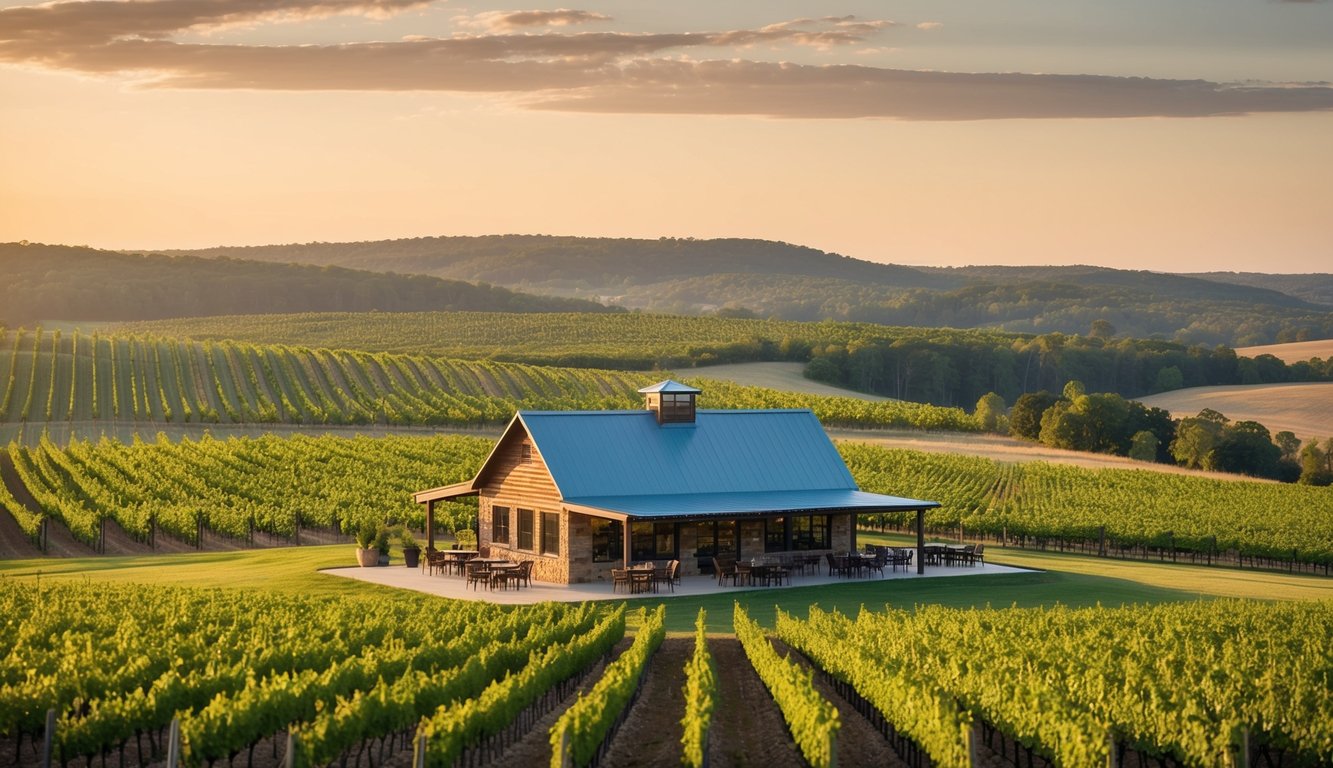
[690,362,890,402]
[1236,338,1333,363]
[1139,382,1333,441]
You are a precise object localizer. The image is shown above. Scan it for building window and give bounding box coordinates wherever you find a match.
[659,393,695,422]
[519,443,532,464]
[517,508,534,551]
[765,516,788,552]
[591,519,623,563]
[631,522,675,561]
[491,505,510,545]
[693,520,738,559]
[541,512,560,555]
[791,515,831,550]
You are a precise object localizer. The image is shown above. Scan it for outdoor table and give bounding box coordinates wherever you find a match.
[629,569,655,594]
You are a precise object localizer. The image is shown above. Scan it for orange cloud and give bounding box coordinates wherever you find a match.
[2,1,1331,120]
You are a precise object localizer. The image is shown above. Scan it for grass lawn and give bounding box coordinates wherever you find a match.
[2,537,1328,633]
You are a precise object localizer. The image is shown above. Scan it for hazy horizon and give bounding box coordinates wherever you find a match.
[3,0,1331,272]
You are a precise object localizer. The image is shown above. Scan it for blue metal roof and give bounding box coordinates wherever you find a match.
[637,379,701,394]
[565,489,938,519]
[518,409,857,499]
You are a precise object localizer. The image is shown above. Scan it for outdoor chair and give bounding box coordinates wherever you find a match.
[611,568,630,593]
[653,560,678,593]
[464,562,489,590]
[713,557,737,587]
[825,552,845,577]
[969,544,985,566]
[866,552,886,577]
[511,560,534,588]
[767,563,791,586]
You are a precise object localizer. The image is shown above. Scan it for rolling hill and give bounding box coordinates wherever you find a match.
[0,242,612,326]
[160,235,1333,346]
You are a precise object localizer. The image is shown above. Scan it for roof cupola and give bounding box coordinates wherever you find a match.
[637,380,701,425]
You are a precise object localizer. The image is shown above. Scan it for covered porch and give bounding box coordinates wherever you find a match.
[323,550,1027,605]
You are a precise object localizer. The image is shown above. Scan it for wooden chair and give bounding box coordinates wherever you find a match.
[512,560,534,588]
[735,563,753,587]
[713,557,737,587]
[969,544,985,566]
[653,560,678,593]
[825,553,847,578]
[612,568,630,593]
[866,551,886,577]
[464,562,489,590]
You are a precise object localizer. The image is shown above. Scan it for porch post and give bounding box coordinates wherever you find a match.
[622,518,632,568]
[916,508,925,575]
[426,499,436,551]
[849,513,858,553]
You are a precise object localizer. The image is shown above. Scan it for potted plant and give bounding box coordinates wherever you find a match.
[355,522,379,567]
[375,526,391,566]
[400,527,421,569]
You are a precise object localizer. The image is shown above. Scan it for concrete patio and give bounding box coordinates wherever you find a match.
[324,553,1030,605]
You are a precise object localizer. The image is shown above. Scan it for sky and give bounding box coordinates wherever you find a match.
[1,0,1331,272]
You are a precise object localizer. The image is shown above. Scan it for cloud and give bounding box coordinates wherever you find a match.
[916,22,943,31]
[532,61,1333,121]
[460,9,613,32]
[2,0,1331,121]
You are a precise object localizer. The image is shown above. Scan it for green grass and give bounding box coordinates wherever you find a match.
[2,539,1328,633]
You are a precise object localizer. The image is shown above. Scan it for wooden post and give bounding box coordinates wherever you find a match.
[967,717,982,767]
[916,509,925,575]
[425,499,436,551]
[622,518,632,569]
[555,726,573,768]
[413,733,426,768]
[41,708,54,768]
[1235,727,1251,768]
[849,514,857,554]
[282,732,298,768]
[165,718,181,768]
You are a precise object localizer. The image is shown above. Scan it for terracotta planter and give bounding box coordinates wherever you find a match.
[403,547,421,569]
[356,547,380,567]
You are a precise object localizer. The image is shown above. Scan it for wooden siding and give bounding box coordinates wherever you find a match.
[477,424,570,583]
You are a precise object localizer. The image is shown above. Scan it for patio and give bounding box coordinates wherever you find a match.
[323,550,1030,605]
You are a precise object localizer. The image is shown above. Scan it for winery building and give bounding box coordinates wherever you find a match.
[413,381,938,584]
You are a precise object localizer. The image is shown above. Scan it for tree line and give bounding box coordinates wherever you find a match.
[996,381,1330,484]
[804,330,1333,408]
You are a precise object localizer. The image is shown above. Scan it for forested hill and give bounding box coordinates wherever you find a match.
[163,235,955,290]
[0,242,613,325]
[1184,271,1333,309]
[162,235,1333,346]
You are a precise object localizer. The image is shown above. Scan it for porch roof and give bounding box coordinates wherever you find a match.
[563,488,938,520]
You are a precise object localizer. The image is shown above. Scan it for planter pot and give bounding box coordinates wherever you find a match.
[355,547,379,567]
[403,547,421,569]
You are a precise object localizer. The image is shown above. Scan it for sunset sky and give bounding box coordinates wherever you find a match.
[2,0,1331,272]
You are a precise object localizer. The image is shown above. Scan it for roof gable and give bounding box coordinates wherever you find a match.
[515,409,856,500]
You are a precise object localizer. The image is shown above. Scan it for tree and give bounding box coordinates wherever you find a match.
[1009,390,1059,441]
[1153,365,1184,393]
[1171,412,1228,469]
[1129,430,1159,462]
[1089,319,1117,340]
[1208,421,1280,478]
[1274,431,1301,461]
[1062,380,1086,400]
[974,392,1007,433]
[1298,441,1332,486]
